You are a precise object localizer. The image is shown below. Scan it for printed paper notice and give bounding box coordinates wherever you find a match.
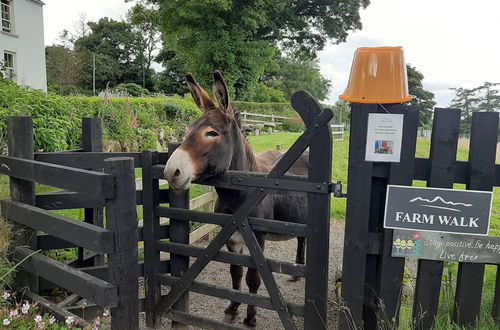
[365,113,403,162]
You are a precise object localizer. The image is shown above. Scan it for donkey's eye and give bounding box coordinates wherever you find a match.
[205,130,219,138]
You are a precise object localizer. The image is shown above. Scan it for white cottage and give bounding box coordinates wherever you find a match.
[1,0,47,91]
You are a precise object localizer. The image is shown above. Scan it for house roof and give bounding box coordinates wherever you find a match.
[28,0,45,5]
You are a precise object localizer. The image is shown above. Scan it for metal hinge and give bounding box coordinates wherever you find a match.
[329,181,347,198]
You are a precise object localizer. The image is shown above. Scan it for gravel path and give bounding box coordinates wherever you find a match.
[140,220,345,330]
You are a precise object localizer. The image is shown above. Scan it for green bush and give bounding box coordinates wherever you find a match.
[115,83,150,97]
[0,81,201,153]
[233,101,295,117]
[250,83,287,103]
[282,117,304,132]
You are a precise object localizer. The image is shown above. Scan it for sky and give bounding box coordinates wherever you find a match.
[43,0,500,107]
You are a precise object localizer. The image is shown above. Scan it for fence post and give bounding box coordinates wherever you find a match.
[291,92,332,330]
[454,112,498,326]
[7,117,38,293]
[142,150,162,327]
[168,142,190,329]
[104,157,139,330]
[79,118,104,266]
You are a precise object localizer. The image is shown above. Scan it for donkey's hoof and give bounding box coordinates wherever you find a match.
[243,317,257,328]
[288,275,300,282]
[223,311,239,324]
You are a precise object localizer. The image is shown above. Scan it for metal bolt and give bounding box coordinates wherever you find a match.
[260,188,264,192]
[237,177,242,182]
[242,223,246,227]
[275,181,279,185]
[279,307,284,311]
[205,254,209,259]
[314,123,319,128]
[259,264,264,267]
[232,221,236,225]
[316,185,322,190]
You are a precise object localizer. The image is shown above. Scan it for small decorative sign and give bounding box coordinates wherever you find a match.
[384,185,492,235]
[365,113,404,162]
[392,229,500,264]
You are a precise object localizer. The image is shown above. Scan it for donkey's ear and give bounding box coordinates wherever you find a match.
[213,70,231,115]
[186,73,215,112]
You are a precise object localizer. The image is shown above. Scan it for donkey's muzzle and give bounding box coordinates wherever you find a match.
[164,148,195,190]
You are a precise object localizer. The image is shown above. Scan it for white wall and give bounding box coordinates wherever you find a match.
[0,0,47,91]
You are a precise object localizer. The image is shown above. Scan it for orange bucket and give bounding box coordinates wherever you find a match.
[339,46,412,104]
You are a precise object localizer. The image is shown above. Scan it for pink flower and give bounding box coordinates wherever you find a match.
[2,291,11,299]
[3,319,11,325]
[49,315,56,324]
[34,314,42,323]
[9,309,18,317]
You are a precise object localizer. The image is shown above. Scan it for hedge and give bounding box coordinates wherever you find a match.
[0,81,299,153]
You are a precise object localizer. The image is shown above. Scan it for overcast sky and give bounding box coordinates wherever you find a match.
[43,0,500,106]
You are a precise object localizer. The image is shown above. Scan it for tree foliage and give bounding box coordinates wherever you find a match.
[406,64,436,126]
[148,0,368,100]
[261,55,331,101]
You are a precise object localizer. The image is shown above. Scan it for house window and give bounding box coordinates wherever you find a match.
[2,51,15,80]
[1,0,12,33]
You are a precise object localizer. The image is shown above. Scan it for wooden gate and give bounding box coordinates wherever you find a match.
[341,103,500,329]
[142,91,333,330]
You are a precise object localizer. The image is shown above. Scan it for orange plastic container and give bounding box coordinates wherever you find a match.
[339,46,412,104]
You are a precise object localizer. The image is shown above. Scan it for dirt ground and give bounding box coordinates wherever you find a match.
[139,221,345,330]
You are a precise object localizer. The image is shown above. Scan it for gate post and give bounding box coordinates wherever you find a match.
[7,117,38,293]
[168,142,190,329]
[104,157,139,330]
[142,150,162,327]
[79,118,104,266]
[291,92,333,330]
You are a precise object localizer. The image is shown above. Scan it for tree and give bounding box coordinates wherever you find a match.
[45,46,84,87]
[406,65,436,126]
[154,49,189,95]
[450,87,481,133]
[261,55,331,101]
[128,4,162,88]
[147,0,368,99]
[476,81,500,112]
[74,18,153,90]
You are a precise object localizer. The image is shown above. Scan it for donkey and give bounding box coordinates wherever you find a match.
[164,71,308,327]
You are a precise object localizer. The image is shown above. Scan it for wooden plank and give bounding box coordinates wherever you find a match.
[167,310,247,330]
[78,259,170,281]
[14,247,117,307]
[36,191,105,209]
[413,108,460,329]
[80,118,105,266]
[189,224,218,244]
[189,191,218,210]
[156,207,307,237]
[24,291,89,327]
[167,143,191,328]
[104,157,140,330]
[7,117,39,292]
[142,151,163,328]
[0,155,114,198]
[157,241,305,277]
[340,103,376,329]
[1,199,115,253]
[35,152,143,168]
[158,274,304,316]
[454,111,498,327]
[377,104,419,328]
[291,91,332,330]
[493,266,500,320]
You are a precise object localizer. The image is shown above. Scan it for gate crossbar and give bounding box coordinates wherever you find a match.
[157,109,333,330]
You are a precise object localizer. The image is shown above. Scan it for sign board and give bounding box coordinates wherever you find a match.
[392,229,500,264]
[384,185,492,235]
[365,113,403,162]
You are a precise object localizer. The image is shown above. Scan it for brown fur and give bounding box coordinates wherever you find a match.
[166,71,307,327]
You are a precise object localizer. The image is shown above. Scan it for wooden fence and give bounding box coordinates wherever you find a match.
[240,111,292,134]
[0,117,138,329]
[331,123,345,141]
[341,104,500,329]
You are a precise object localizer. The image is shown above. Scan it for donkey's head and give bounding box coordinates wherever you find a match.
[164,71,239,190]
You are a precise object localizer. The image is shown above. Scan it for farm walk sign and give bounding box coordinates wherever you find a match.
[384,185,493,235]
[392,230,500,264]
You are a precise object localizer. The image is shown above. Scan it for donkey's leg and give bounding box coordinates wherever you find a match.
[244,236,265,327]
[223,241,243,324]
[289,236,306,282]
